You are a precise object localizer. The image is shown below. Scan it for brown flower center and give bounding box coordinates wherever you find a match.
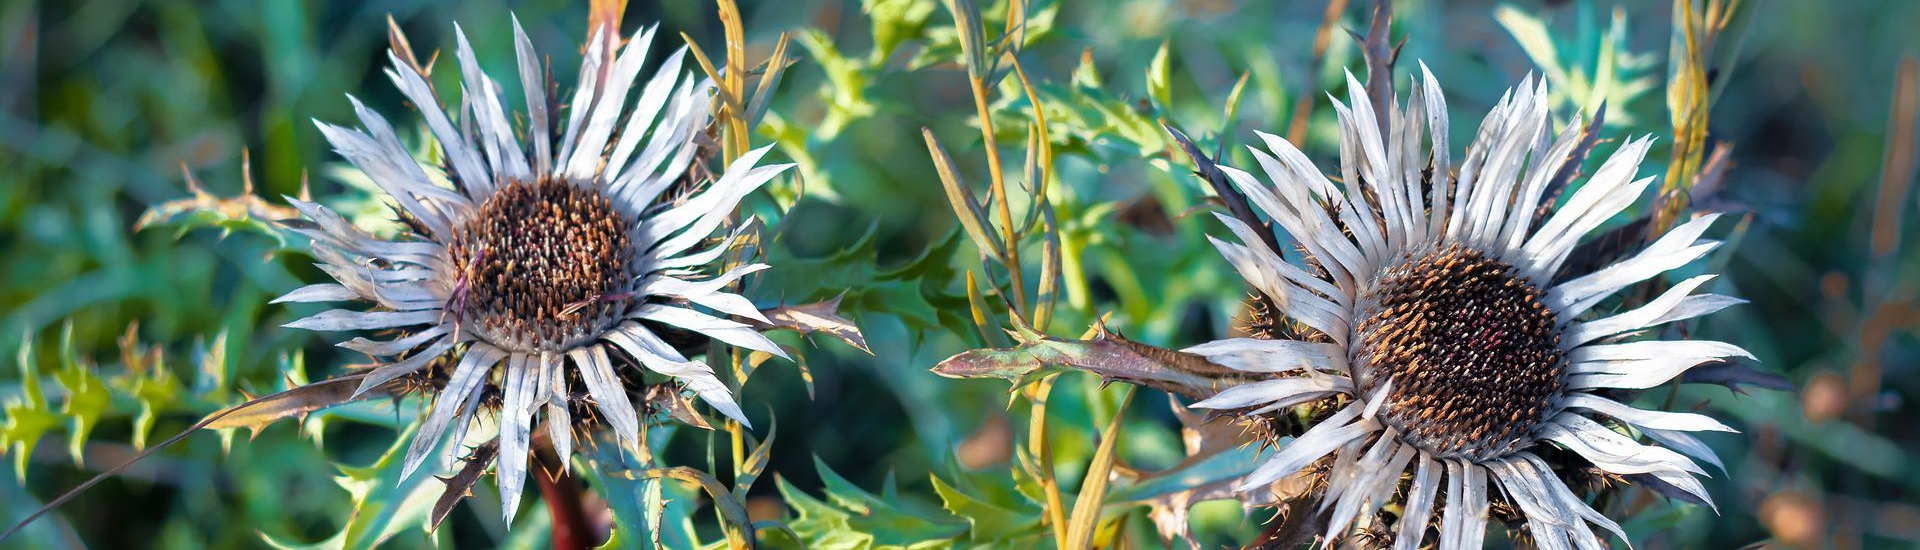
[1353,244,1565,459]
[449,177,637,352]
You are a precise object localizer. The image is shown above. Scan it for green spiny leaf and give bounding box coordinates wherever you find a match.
[2,338,59,482]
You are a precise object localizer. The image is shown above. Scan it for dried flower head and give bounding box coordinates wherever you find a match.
[276,17,790,522]
[1186,67,1746,548]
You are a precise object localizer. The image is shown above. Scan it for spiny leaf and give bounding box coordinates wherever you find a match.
[2,339,58,482]
[795,28,877,138]
[757,295,871,353]
[864,0,939,62]
[776,458,968,549]
[2,373,409,544]
[930,329,1254,400]
[202,373,387,437]
[52,357,109,466]
[137,160,299,247]
[122,353,183,451]
[930,475,1044,543]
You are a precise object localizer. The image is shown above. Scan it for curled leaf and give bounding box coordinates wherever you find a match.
[646,384,714,430]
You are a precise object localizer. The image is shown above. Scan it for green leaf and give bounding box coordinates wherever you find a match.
[864,0,938,62]
[134,165,299,249]
[777,457,968,549]
[622,466,757,550]
[796,28,877,139]
[1146,39,1172,111]
[929,475,1044,543]
[1494,3,1657,124]
[589,427,704,550]
[2,340,60,482]
[260,424,443,550]
[1063,387,1131,550]
[121,353,183,451]
[52,355,109,467]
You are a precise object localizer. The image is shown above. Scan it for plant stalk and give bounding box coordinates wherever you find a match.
[535,442,594,550]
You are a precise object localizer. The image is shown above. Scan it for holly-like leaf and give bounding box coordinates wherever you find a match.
[120,355,183,451]
[777,457,967,549]
[930,475,1044,543]
[2,342,60,482]
[646,384,715,430]
[52,357,109,467]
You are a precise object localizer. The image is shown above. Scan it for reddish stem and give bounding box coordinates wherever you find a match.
[534,444,593,550]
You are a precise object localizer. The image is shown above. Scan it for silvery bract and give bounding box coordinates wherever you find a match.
[276,17,791,522]
[1187,66,1746,548]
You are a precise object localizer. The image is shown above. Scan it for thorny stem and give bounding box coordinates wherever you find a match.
[536,441,593,550]
[969,76,1029,313]
[1362,0,1398,138]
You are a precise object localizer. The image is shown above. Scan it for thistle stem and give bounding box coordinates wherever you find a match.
[535,442,593,550]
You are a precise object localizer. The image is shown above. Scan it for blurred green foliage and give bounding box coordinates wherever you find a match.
[2,0,1918,548]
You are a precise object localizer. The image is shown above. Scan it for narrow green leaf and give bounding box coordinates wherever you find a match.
[1063,387,1132,550]
[923,129,1007,259]
[1146,39,1172,110]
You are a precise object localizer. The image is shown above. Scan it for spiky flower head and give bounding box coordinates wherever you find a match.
[1186,66,1747,548]
[276,17,791,521]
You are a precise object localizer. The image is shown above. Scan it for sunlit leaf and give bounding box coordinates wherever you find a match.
[202,374,387,437]
[758,295,871,353]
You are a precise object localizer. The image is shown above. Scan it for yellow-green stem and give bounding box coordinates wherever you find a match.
[969,75,1028,313]
[1024,375,1069,543]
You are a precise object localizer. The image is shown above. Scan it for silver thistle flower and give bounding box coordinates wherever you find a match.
[275,17,790,521]
[1187,66,1746,548]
